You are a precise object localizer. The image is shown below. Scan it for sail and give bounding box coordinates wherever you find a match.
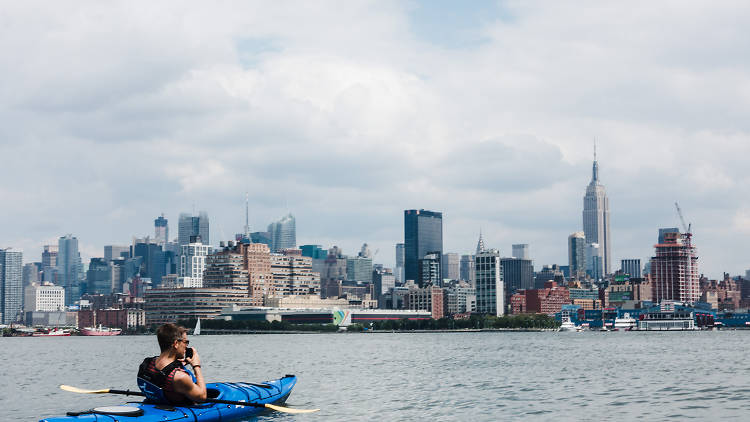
[194,318,201,336]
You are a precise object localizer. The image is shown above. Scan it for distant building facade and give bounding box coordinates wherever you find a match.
[586,243,603,281]
[1,248,24,323]
[154,214,169,245]
[267,213,296,252]
[512,244,530,260]
[320,246,347,299]
[104,245,129,262]
[568,232,586,280]
[500,257,534,298]
[404,209,443,286]
[441,253,460,280]
[621,259,642,279]
[460,254,475,286]
[475,249,504,316]
[58,235,83,306]
[24,282,65,312]
[178,238,213,288]
[420,253,441,286]
[582,154,612,275]
[270,250,320,296]
[658,228,680,245]
[178,212,209,247]
[407,285,444,319]
[41,244,58,283]
[650,232,699,304]
[373,267,396,307]
[395,243,405,283]
[86,258,112,295]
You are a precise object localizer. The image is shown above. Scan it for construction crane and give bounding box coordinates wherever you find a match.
[674,202,692,240]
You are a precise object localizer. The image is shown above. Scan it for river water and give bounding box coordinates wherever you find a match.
[2,331,749,421]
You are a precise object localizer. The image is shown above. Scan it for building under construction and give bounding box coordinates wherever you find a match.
[650,231,699,304]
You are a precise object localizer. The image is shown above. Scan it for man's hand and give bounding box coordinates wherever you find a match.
[185,348,202,368]
[174,348,206,402]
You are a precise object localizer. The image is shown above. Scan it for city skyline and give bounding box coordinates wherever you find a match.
[3,3,750,277]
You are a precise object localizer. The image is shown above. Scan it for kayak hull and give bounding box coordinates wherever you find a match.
[40,375,297,422]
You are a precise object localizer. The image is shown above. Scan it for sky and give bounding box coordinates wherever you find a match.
[2,1,750,278]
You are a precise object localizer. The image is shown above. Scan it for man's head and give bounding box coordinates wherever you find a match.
[156,323,188,353]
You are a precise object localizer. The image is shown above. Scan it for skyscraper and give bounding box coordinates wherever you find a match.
[404,209,443,286]
[154,214,169,245]
[178,212,209,247]
[475,248,504,316]
[420,253,441,286]
[395,243,405,283]
[86,258,112,295]
[568,232,586,280]
[132,240,166,286]
[104,245,129,262]
[58,235,83,306]
[0,248,23,324]
[267,213,296,252]
[650,231,699,304]
[582,150,612,275]
[586,243,603,281]
[459,254,476,286]
[500,257,534,297]
[441,253,460,280]
[41,244,58,283]
[511,244,530,260]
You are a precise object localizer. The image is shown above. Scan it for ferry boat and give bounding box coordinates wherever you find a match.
[80,325,122,336]
[614,313,637,330]
[636,310,698,331]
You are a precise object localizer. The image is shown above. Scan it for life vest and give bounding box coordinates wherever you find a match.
[137,357,197,405]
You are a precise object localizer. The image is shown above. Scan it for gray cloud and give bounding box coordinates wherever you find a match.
[2,2,750,277]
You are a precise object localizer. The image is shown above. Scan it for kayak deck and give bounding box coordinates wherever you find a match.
[40,375,297,422]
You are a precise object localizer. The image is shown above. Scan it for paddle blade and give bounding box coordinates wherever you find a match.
[265,403,320,414]
[60,385,111,394]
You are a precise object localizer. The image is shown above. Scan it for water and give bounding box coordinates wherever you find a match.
[2,331,749,421]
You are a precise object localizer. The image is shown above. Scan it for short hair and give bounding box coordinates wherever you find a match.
[156,323,187,352]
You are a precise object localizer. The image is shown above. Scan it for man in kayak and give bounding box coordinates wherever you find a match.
[137,323,207,404]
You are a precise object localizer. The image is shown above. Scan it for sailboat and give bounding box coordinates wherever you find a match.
[194,318,201,336]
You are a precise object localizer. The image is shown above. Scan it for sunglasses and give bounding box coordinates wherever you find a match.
[178,339,190,345]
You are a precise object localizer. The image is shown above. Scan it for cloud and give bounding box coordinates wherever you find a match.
[2,2,750,277]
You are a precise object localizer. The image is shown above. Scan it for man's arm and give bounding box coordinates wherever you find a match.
[173,351,207,402]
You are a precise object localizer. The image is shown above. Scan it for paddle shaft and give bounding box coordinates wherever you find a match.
[108,389,268,408]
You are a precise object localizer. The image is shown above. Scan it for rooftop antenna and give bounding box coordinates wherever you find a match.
[594,137,597,161]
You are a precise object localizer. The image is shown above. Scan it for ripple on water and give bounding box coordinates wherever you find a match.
[4,331,750,421]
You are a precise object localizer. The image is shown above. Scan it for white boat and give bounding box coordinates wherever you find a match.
[614,313,637,330]
[194,318,201,336]
[80,324,122,336]
[32,328,71,337]
[636,310,698,331]
[559,317,580,332]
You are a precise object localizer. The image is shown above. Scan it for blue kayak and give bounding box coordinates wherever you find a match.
[41,375,297,422]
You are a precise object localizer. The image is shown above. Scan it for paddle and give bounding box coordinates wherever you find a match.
[60,385,319,414]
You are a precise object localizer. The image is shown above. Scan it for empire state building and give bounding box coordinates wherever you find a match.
[582,154,612,275]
